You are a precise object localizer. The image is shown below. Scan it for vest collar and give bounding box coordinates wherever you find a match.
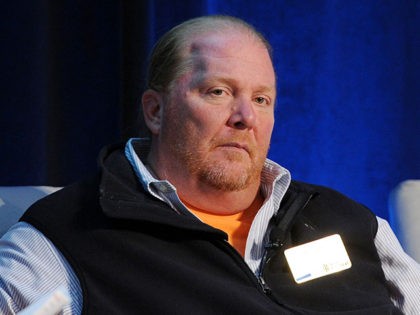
[97,143,226,237]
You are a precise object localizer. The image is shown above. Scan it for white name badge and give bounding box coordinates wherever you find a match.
[284,234,352,284]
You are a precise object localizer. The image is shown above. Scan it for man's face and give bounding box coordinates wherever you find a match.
[159,31,276,192]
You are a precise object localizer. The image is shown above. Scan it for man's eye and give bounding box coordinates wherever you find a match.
[255,96,269,105]
[211,89,225,96]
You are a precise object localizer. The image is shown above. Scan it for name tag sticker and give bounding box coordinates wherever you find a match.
[284,234,352,284]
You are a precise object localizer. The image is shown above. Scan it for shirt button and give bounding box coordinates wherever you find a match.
[155,182,169,192]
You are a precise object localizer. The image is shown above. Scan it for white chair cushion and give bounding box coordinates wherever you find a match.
[389,180,420,262]
[0,186,61,236]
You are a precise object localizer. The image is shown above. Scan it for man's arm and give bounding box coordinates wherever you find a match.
[375,217,420,314]
[0,222,82,314]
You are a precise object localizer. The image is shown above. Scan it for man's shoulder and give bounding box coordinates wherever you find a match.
[289,180,378,233]
[20,175,101,226]
[37,175,98,205]
[288,179,376,223]
[289,180,365,206]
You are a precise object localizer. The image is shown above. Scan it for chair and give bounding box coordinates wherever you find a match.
[0,186,61,236]
[389,179,420,263]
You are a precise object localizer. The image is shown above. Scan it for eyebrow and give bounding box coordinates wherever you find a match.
[195,76,276,94]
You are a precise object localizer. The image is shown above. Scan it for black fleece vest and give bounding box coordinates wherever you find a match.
[21,146,400,314]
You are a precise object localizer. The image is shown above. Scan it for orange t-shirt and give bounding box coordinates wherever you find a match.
[184,197,262,257]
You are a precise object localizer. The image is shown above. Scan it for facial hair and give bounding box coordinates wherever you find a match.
[165,114,267,191]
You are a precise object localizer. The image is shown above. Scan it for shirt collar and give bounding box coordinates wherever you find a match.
[124,137,291,213]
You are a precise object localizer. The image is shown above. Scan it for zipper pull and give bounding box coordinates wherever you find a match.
[258,276,272,295]
[265,241,282,249]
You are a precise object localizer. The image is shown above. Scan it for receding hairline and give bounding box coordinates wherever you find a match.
[171,15,272,57]
[146,15,273,93]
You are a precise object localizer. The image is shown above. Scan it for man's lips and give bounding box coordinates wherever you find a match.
[218,142,250,154]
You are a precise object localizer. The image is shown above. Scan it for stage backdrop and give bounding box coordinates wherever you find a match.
[1,0,418,223]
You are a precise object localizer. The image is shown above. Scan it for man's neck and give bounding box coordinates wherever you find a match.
[177,183,264,215]
[147,147,263,214]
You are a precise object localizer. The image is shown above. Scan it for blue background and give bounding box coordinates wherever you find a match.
[1,0,418,222]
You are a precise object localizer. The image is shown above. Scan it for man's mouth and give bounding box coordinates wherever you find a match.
[219,142,250,154]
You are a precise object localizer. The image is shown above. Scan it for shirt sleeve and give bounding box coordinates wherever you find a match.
[0,222,82,314]
[375,216,420,314]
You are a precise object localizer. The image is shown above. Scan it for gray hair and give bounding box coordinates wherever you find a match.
[146,15,273,94]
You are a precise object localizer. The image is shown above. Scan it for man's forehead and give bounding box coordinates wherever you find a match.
[186,36,274,78]
[187,30,265,57]
[185,37,272,76]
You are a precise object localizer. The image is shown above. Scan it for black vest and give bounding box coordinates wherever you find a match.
[21,145,400,314]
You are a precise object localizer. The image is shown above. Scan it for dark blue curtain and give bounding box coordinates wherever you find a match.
[1,0,418,223]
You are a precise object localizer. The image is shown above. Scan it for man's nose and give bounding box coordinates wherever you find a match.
[227,97,257,130]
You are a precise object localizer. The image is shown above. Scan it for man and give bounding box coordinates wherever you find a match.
[1,15,419,314]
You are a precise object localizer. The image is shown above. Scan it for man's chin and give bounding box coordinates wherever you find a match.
[217,149,250,163]
[198,163,255,192]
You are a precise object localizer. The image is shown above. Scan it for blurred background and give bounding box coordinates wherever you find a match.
[1,0,418,221]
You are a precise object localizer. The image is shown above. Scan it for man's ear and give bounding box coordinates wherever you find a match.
[142,89,163,135]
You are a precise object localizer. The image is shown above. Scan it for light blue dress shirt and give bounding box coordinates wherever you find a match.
[1,138,419,314]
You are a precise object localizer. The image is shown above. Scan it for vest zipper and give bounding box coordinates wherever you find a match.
[218,239,273,297]
[256,191,317,295]
[213,190,317,302]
